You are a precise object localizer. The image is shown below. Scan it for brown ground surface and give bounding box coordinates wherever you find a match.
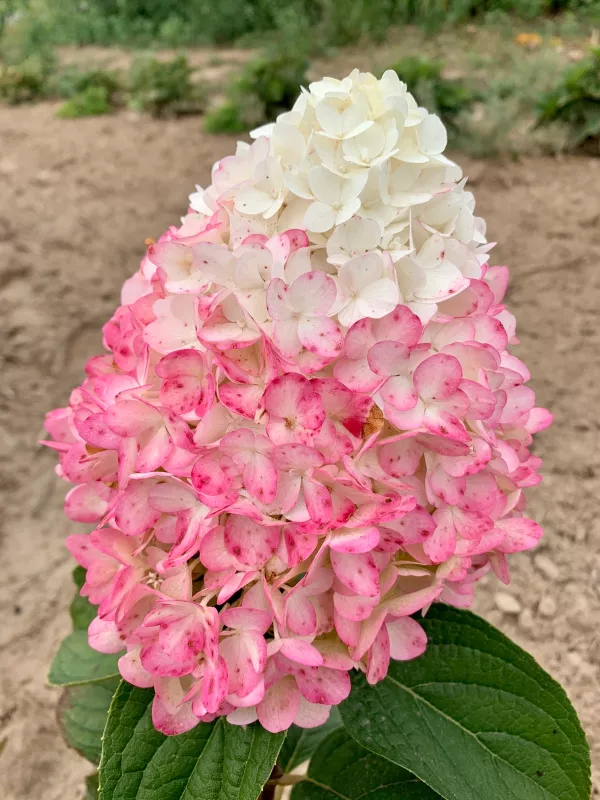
[0,102,599,799]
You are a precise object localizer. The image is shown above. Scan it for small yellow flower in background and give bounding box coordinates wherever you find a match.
[515,32,542,49]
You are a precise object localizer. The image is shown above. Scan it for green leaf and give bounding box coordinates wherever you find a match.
[50,567,122,687]
[58,677,120,763]
[99,681,285,800]
[49,630,121,686]
[86,773,100,800]
[279,706,342,773]
[70,566,97,630]
[292,728,440,800]
[340,605,590,800]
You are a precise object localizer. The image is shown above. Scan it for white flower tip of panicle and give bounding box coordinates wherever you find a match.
[188,68,487,314]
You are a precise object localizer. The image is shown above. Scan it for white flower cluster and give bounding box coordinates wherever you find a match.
[190,68,491,326]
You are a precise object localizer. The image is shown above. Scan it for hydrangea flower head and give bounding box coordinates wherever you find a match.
[44,69,551,736]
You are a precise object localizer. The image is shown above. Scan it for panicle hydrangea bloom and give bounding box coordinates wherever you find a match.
[44,70,552,736]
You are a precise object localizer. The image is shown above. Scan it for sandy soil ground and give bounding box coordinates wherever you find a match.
[0,103,598,799]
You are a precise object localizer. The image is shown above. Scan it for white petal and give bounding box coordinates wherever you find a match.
[234,186,272,216]
[339,252,384,293]
[309,165,343,205]
[304,201,337,233]
[355,277,399,319]
[417,114,447,156]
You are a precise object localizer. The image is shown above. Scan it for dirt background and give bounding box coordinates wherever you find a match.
[0,102,599,799]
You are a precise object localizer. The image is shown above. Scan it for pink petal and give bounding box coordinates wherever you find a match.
[65,482,112,523]
[374,305,422,347]
[221,607,272,634]
[298,316,343,359]
[367,340,410,377]
[279,638,324,666]
[227,676,266,708]
[257,676,300,733]
[383,584,443,617]
[333,356,380,393]
[199,526,236,572]
[460,379,496,419]
[219,382,264,419]
[425,509,457,562]
[104,398,161,437]
[379,376,418,412]
[384,507,436,545]
[303,478,333,525]
[334,591,379,622]
[294,665,351,705]
[329,526,380,554]
[114,480,161,536]
[366,625,390,685]
[386,617,427,661]
[289,271,337,315]
[88,616,124,654]
[286,593,318,636]
[414,353,463,401]
[330,550,380,597]
[273,443,324,472]
[378,436,422,477]
[224,515,279,567]
[201,655,229,714]
[266,278,293,321]
[152,678,199,736]
[495,517,543,553]
[294,697,331,728]
[118,648,154,688]
[423,406,469,442]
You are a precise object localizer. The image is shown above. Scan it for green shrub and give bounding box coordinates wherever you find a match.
[56,85,112,118]
[388,56,475,132]
[5,0,600,49]
[0,55,49,103]
[205,52,308,134]
[48,65,123,102]
[536,47,600,151]
[127,53,204,117]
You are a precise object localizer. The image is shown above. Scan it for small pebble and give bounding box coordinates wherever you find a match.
[567,651,582,667]
[519,608,535,630]
[538,595,558,618]
[494,592,522,614]
[534,554,560,581]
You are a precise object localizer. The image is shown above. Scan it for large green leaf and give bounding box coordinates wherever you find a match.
[58,677,120,764]
[70,566,98,630]
[49,629,121,686]
[99,681,285,800]
[49,567,122,686]
[340,605,590,800]
[279,707,342,773]
[291,728,440,800]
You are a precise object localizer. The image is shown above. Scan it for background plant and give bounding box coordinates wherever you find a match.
[205,51,309,133]
[386,55,475,133]
[4,0,600,49]
[536,46,600,151]
[127,53,205,117]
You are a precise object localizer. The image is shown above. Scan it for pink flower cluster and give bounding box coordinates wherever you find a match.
[44,70,551,737]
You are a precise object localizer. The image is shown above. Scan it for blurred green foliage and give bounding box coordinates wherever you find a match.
[48,65,123,101]
[536,47,600,150]
[56,84,111,117]
[127,54,205,116]
[205,52,308,133]
[0,54,49,102]
[2,0,600,49]
[387,56,475,132]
